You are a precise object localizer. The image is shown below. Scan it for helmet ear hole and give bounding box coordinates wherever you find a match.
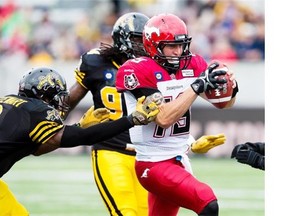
[31,87,39,98]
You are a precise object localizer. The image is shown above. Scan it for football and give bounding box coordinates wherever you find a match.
[205,62,233,109]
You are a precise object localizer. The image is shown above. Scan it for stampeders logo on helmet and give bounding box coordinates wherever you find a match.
[144,26,160,40]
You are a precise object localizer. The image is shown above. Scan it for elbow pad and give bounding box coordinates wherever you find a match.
[60,117,134,148]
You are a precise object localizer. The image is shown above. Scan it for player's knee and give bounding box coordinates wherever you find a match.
[198,200,219,216]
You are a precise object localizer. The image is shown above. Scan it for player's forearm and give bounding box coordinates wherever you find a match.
[60,117,134,148]
[155,88,197,128]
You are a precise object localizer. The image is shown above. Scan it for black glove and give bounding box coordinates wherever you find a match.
[191,62,227,95]
[231,144,265,170]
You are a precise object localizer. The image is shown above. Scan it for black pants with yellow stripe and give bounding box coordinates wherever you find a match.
[92,150,148,216]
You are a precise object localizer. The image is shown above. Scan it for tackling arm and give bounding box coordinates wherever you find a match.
[130,86,199,129]
[33,117,134,156]
[33,96,159,155]
[128,88,185,129]
[132,87,198,129]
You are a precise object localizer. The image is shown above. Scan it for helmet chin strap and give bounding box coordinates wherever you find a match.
[153,55,179,74]
[163,61,179,74]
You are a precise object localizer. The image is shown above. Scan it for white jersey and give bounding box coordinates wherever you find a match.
[124,78,196,162]
[115,56,207,162]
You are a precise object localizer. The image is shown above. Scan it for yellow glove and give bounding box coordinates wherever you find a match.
[143,92,164,106]
[131,96,160,125]
[142,92,164,121]
[191,133,226,153]
[78,106,110,128]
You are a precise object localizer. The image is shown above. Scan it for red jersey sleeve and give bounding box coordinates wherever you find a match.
[116,57,161,92]
[188,54,208,77]
[115,54,208,92]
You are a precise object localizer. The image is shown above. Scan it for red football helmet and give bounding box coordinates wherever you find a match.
[143,13,192,71]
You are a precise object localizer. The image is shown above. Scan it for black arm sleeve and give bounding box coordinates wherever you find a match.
[60,116,134,148]
[130,88,160,99]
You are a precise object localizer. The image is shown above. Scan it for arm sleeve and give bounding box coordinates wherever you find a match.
[60,116,134,148]
[130,88,160,100]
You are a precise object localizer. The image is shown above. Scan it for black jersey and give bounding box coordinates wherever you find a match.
[0,95,64,177]
[75,48,134,155]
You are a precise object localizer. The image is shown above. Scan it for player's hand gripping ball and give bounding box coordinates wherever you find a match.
[205,61,233,109]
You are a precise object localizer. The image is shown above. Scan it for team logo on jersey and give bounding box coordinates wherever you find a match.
[182,69,194,77]
[124,73,139,90]
[46,109,61,121]
[141,168,150,178]
[154,72,163,81]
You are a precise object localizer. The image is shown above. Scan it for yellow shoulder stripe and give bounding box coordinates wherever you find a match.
[30,121,64,143]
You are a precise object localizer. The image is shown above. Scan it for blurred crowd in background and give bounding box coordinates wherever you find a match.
[0,0,265,156]
[0,0,264,65]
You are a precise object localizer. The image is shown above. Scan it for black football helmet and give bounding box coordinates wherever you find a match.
[112,12,149,59]
[18,67,70,119]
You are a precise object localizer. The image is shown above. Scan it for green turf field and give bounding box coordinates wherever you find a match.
[2,154,264,216]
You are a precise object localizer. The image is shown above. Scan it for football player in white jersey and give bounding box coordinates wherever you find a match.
[116,13,238,216]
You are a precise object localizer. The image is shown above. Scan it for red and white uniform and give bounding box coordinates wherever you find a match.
[116,55,206,162]
[116,55,217,215]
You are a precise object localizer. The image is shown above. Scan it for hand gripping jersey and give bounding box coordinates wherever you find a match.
[116,55,207,162]
[0,95,64,177]
[74,48,134,155]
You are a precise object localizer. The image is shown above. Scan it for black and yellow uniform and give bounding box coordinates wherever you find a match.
[76,49,132,155]
[0,179,29,216]
[0,95,64,215]
[75,48,148,216]
[0,65,157,216]
[0,95,64,177]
